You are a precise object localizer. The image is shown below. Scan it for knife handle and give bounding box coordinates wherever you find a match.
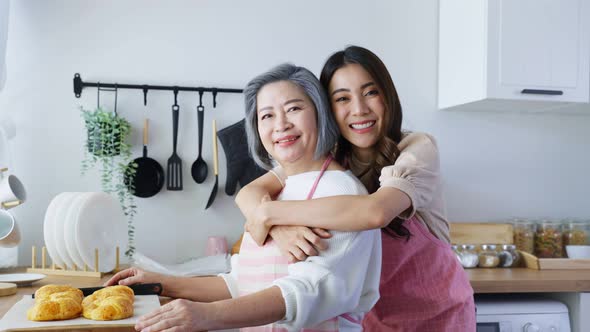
[131,283,163,296]
[32,283,163,298]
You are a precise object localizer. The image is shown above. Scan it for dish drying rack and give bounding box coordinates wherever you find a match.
[26,245,121,278]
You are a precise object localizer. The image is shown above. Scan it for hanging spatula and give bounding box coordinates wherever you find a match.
[205,120,218,209]
[167,102,183,190]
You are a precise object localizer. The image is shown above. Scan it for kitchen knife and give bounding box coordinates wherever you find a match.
[32,283,163,298]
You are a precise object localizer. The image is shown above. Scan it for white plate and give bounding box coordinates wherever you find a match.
[64,193,91,269]
[53,192,79,268]
[43,193,69,268]
[0,273,46,286]
[75,192,126,272]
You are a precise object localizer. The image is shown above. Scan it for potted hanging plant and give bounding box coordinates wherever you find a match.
[80,106,138,258]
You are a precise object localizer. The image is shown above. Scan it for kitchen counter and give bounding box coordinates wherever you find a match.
[467,268,590,293]
[1,267,590,327]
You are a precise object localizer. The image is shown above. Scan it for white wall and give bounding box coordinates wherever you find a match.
[1,0,589,265]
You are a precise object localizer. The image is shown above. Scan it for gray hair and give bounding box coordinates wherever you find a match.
[244,63,339,170]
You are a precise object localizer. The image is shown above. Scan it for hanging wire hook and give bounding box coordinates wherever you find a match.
[142,85,149,106]
[212,88,218,108]
[96,82,101,109]
[114,83,119,116]
[173,87,179,106]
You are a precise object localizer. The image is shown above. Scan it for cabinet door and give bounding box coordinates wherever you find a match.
[487,0,590,102]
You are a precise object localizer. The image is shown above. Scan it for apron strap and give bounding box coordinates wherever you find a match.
[306,155,334,200]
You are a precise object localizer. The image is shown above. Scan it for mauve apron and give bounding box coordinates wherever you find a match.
[362,216,476,331]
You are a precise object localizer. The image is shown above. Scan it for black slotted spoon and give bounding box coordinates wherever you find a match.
[167,95,183,190]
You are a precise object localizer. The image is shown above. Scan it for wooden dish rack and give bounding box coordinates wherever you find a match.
[26,245,122,278]
[450,222,590,270]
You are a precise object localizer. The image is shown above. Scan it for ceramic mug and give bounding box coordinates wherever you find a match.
[0,209,20,247]
[206,236,228,256]
[0,173,26,207]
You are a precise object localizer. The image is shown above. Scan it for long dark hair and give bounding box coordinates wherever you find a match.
[320,45,411,240]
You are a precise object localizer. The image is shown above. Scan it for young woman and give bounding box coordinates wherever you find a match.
[237,46,476,331]
[105,63,381,331]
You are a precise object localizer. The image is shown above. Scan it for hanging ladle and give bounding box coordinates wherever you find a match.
[191,90,208,183]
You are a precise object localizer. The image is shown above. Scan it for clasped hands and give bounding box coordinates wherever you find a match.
[245,194,332,263]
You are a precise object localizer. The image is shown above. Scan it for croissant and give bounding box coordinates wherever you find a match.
[82,285,134,320]
[27,285,83,321]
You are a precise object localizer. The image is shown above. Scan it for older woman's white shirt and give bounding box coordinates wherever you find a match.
[221,170,381,331]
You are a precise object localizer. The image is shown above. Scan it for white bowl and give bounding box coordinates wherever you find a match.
[566,245,590,259]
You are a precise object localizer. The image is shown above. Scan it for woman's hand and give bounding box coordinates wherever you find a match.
[104,267,162,287]
[135,299,210,332]
[245,194,273,245]
[269,226,331,263]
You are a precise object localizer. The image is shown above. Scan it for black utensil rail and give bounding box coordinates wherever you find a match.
[73,73,243,107]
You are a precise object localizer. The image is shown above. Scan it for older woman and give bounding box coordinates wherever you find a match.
[106,64,380,332]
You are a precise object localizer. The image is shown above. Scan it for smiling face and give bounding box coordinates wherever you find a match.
[328,63,386,160]
[256,80,319,173]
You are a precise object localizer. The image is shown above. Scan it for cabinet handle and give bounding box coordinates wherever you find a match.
[521,89,563,95]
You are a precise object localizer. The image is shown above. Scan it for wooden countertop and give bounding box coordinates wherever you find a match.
[468,268,590,293]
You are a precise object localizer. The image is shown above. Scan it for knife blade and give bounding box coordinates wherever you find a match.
[32,283,163,298]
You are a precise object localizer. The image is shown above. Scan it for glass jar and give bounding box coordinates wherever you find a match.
[478,244,500,268]
[562,222,589,246]
[459,244,479,268]
[498,244,520,267]
[451,245,462,264]
[535,221,563,258]
[512,219,535,254]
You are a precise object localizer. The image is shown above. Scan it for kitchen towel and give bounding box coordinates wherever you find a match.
[132,252,231,276]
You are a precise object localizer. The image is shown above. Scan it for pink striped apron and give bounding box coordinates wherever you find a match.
[238,156,356,332]
[362,216,476,331]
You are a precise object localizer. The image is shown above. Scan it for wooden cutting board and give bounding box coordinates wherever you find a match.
[0,295,160,331]
[0,283,17,297]
[450,222,513,245]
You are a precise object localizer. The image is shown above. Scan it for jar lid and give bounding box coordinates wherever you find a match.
[461,244,476,250]
[480,244,497,251]
[513,218,535,225]
[502,244,516,250]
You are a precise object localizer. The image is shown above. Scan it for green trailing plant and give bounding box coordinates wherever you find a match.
[80,106,137,258]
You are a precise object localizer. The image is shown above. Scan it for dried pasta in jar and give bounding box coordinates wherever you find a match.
[535,221,563,258]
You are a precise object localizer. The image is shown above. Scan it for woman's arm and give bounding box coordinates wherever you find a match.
[235,171,284,224]
[105,267,232,302]
[135,286,285,331]
[238,174,411,239]
[258,186,411,231]
[237,171,331,250]
[163,275,233,302]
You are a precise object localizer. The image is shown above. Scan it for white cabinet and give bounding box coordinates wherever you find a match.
[438,0,590,111]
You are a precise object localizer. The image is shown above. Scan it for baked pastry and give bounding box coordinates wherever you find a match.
[82,285,134,320]
[27,285,83,321]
